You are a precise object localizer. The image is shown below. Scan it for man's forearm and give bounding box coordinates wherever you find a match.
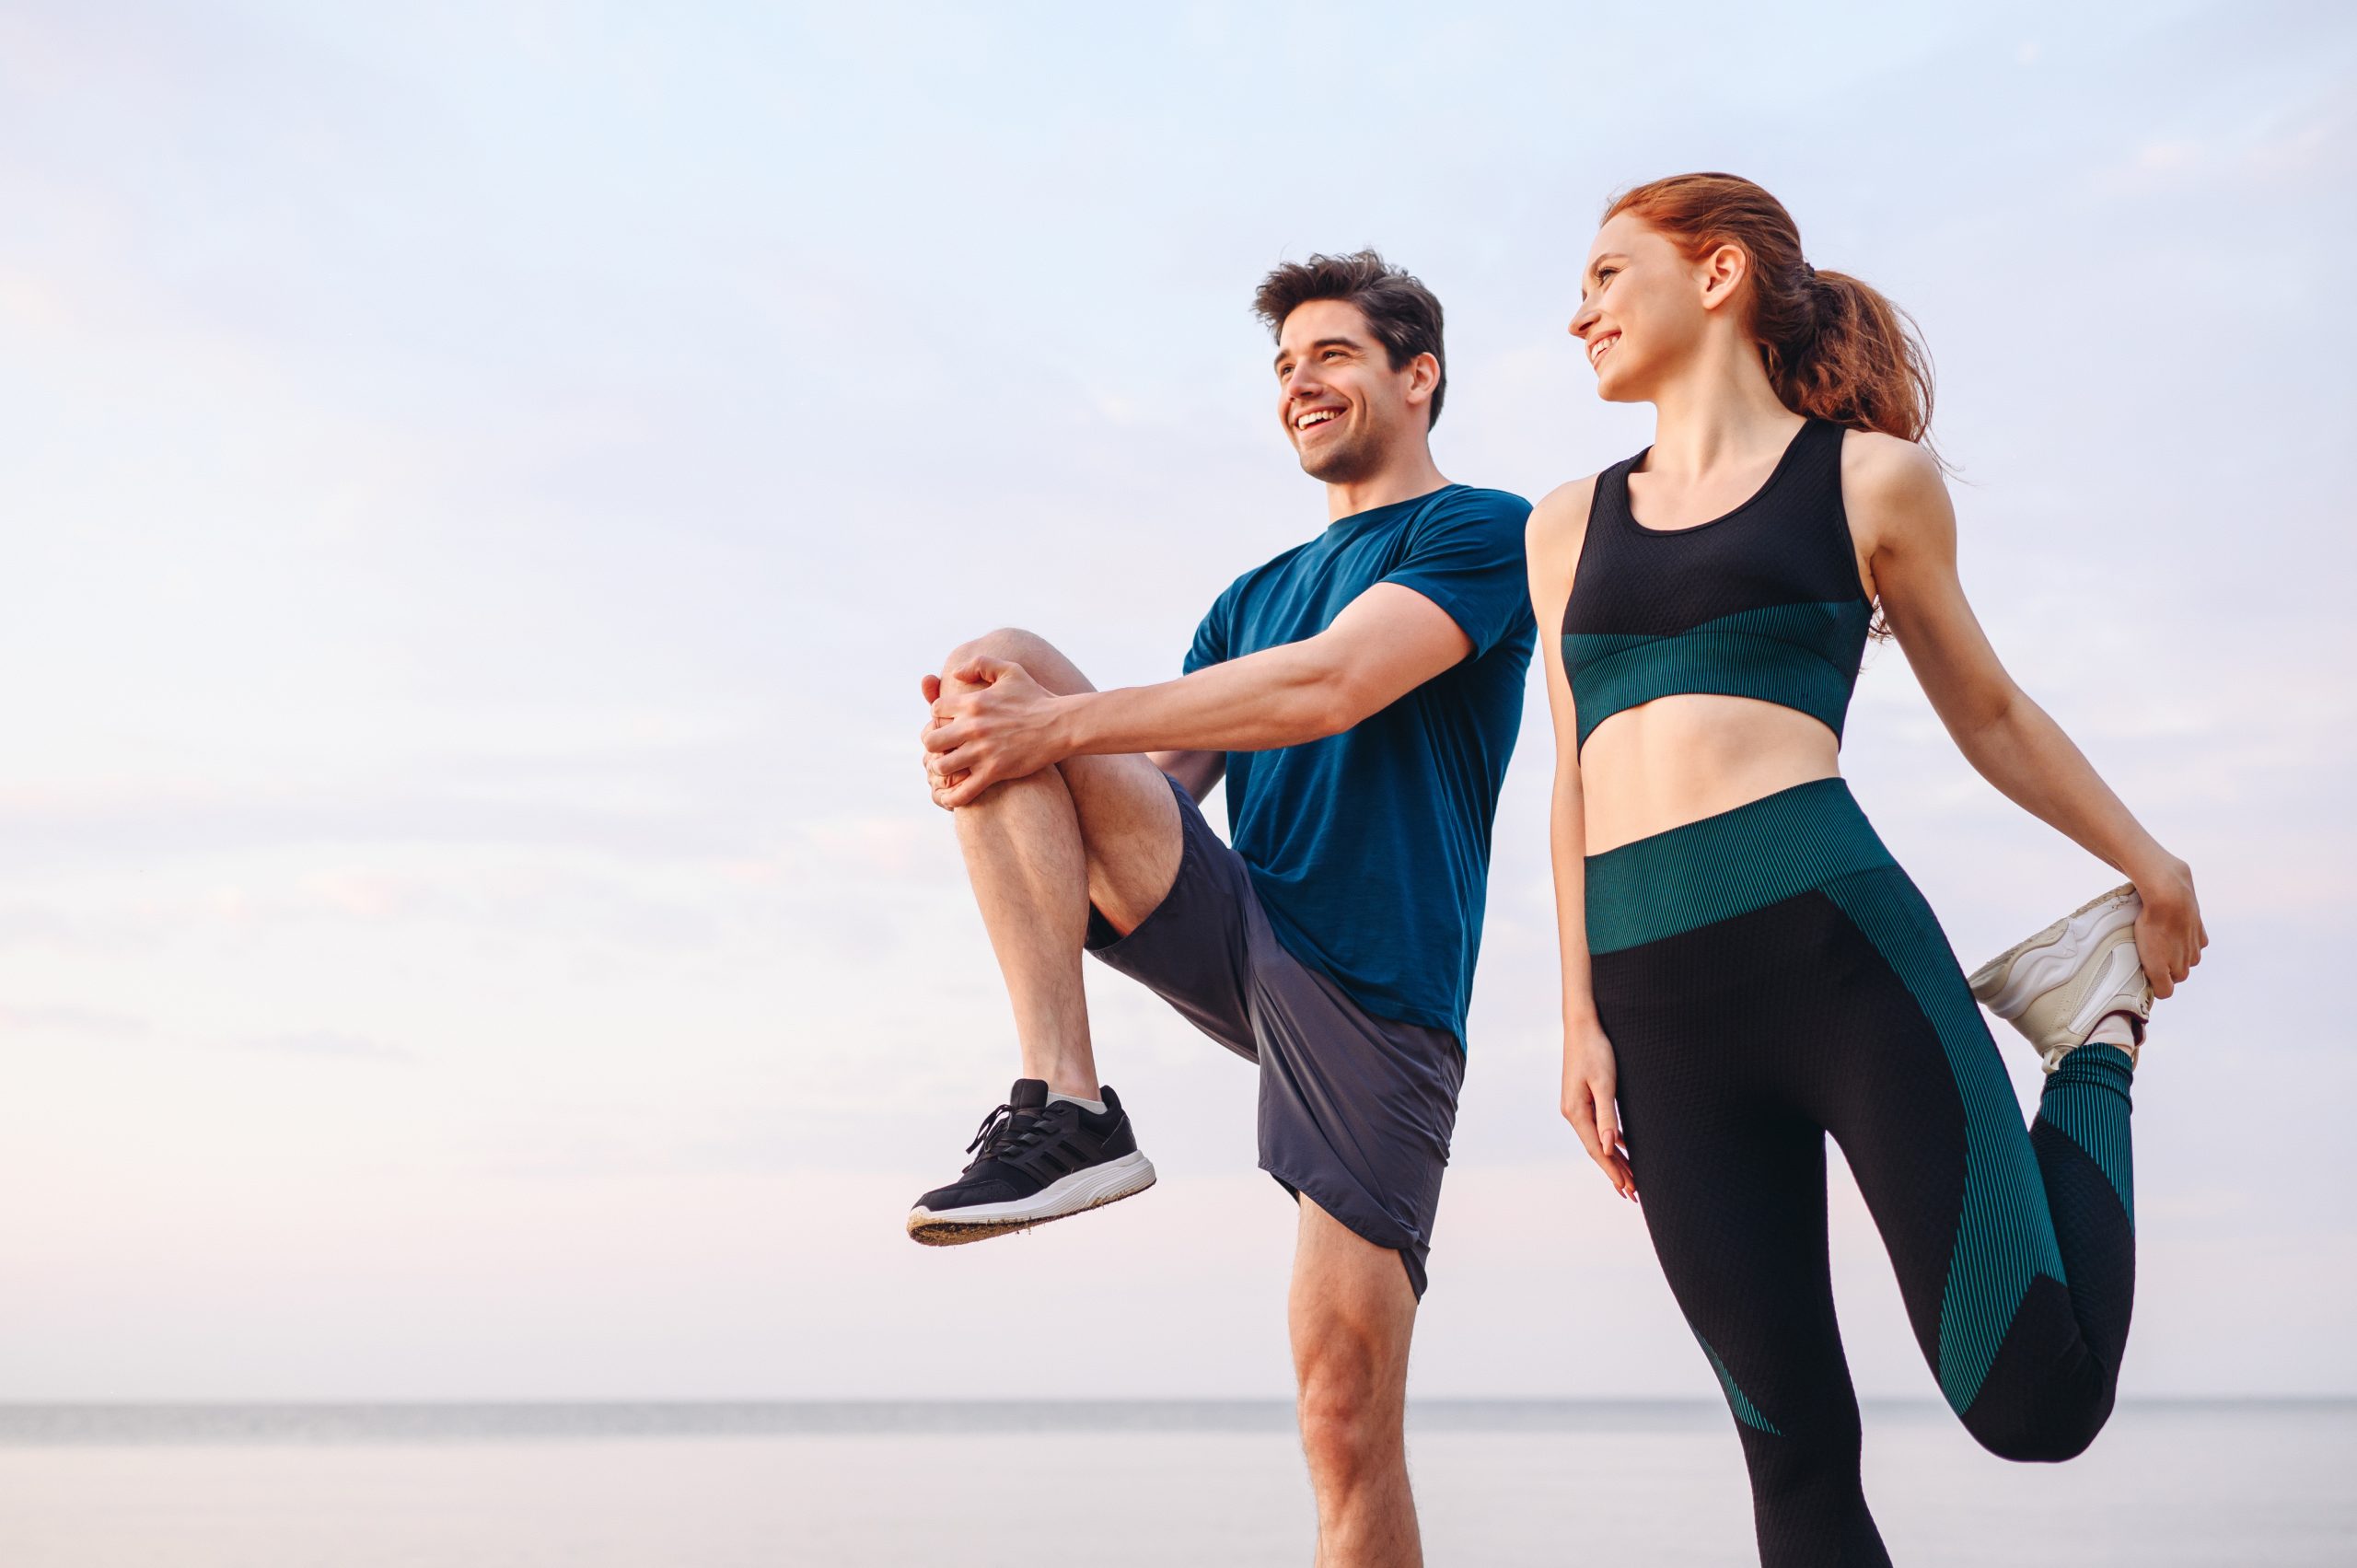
[1055,643,1359,758]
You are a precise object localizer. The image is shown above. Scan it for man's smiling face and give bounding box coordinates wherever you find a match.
[1272,298,1427,484]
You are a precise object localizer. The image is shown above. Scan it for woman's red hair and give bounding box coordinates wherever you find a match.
[1606,174,1935,449]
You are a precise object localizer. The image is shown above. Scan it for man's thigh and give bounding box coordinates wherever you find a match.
[938,627,1182,931]
[1289,1194,1418,1403]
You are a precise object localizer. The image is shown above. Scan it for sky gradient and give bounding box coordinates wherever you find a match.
[2,0,2352,1400]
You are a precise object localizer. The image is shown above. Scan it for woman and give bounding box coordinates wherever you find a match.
[1526,173,2207,1566]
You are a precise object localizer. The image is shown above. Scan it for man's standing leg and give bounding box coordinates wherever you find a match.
[1291,1196,1422,1568]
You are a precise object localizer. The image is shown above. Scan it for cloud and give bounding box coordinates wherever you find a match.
[235,1030,414,1063]
[0,1003,150,1040]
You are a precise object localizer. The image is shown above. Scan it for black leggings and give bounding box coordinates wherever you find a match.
[1586,780,2137,1567]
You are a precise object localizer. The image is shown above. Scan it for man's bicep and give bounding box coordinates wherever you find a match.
[1376,494,1534,661]
[1324,581,1475,707]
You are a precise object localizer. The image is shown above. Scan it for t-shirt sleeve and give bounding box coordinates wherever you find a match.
[1379,489,1536,658]
[1183,582,1236,674]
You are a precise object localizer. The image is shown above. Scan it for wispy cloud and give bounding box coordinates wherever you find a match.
[0,1003,150,1040]
[236,1029,415,1064]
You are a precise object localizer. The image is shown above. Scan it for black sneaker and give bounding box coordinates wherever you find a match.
[906,1078,1155,1246]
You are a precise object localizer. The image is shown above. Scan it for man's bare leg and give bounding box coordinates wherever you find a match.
[1291,1196,1422,1568]
[940,751,1101,1097]
[928,628,1185,1098]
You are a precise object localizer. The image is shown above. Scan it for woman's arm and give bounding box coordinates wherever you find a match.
[1528,478,1635,1198]
[1852,434,2208,993]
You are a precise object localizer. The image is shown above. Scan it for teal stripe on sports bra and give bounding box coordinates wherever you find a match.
[1565,598,1873,750]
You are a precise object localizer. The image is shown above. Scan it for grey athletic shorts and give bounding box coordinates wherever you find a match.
[1085,774,1465,1297]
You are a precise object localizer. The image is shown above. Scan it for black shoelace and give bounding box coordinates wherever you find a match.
[963,1100,1070,1170]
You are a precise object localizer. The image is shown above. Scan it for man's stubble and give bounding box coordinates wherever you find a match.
[1297,424,1387,486]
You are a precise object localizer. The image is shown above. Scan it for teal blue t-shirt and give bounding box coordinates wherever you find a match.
[1186,484,1534,1047]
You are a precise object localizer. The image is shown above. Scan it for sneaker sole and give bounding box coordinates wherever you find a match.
[906,1151,1157,1248]
[1966,883,2140,1016]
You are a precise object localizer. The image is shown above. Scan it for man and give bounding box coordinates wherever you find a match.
[910,250,1533,1567]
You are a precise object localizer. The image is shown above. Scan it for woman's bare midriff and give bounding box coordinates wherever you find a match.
[1581,693,1843,854]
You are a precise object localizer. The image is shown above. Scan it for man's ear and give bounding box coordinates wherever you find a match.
[1404,350,1441,406]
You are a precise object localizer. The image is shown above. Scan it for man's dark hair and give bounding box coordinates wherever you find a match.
[1251,250,1447,430]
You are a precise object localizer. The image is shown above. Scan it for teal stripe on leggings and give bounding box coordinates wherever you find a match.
[2039,1044,2137,1229]
[1583,779,1893,955]
[1698,1331,1782,1436]
[1819,867,2067,1416]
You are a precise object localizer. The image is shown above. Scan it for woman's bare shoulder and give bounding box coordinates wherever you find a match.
[1527,473,1602,562]
[1838,428,1945,506]
[1837,429,1952,554]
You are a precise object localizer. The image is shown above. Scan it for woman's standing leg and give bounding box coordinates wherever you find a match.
[1603,933,1893,1567]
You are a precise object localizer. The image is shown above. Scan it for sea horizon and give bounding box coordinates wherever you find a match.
[6,1396,2350,1565]
[4,1393,2351,1444]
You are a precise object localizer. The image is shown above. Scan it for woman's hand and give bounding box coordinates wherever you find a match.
[2130,854,2208,999]
[1563,1016,1635,1201]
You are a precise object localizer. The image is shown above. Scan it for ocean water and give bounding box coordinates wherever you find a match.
[0,1400,2349,1566]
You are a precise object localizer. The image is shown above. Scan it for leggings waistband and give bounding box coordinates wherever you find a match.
[1584,777,1894,955]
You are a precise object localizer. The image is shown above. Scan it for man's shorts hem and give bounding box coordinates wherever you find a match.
[1264,1165,1433,1301]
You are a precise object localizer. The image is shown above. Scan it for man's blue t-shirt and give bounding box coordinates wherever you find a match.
[1186,484,1535,1048]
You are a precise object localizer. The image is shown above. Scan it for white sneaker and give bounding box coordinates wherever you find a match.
[1967,884,2152,1073]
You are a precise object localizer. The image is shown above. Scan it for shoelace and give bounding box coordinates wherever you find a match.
[962,1101,1070,1169]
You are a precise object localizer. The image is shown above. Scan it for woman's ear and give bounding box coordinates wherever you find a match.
[1698,241,1749,313]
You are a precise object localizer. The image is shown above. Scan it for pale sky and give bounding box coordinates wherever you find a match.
[2,0,2351,1402]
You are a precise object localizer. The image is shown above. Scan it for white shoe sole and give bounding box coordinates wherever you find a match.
[906,1151,1157,1247]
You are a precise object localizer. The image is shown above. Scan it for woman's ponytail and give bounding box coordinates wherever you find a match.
[1604,174,1935,450]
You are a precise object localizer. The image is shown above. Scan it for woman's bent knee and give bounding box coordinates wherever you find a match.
[1962,1387,2112,1463]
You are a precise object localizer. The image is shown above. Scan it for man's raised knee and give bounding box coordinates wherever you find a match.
[943,627,1079,688]
[938,627,1088,696]
[941,625,1039,669]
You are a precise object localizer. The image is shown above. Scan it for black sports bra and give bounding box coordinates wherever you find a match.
[1561,418,1873,752]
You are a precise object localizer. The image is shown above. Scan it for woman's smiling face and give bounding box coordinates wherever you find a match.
[1570,210,1741,403]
